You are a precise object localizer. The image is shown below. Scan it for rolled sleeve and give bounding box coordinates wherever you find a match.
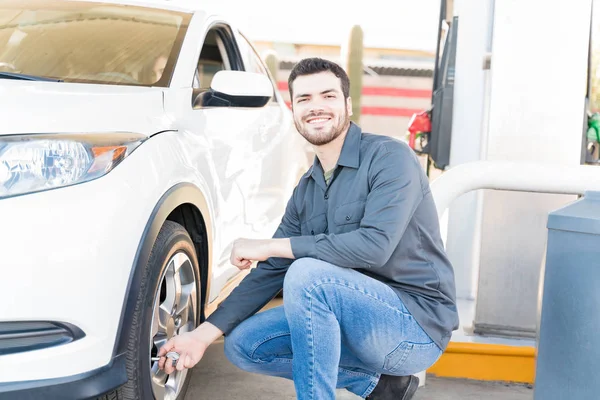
[205,306,240,335]
[290,235,317,259]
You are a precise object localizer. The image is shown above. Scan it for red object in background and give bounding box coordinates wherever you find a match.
[407,110,431,149]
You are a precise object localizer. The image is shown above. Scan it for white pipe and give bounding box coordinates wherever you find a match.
[417,160,600,385]
[430,161,600,219]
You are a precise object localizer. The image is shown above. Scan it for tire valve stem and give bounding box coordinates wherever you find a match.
[151,351,180,367]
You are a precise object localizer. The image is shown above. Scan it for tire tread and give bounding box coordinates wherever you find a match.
[98,221,197,400]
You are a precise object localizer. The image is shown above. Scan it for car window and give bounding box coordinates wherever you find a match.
[192,25,245,108]
[194,29,228,90]
[0,0,191,87]
[236,33,276,101]
[237,35,268,76]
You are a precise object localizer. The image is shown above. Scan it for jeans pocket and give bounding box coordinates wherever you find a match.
[383,341,442,376]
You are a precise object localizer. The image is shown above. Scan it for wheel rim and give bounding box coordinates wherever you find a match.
[149,251,198,400]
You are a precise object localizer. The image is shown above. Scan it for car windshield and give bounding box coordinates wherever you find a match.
[0,1,191,86]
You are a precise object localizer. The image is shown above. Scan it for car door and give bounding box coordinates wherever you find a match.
[179,23,268,301]
[233,31,292,239]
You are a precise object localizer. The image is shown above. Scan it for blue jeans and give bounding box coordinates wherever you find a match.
[223,258,442,400]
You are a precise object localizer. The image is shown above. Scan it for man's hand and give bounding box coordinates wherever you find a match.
[158,322,223,374]
[230,238,294,269]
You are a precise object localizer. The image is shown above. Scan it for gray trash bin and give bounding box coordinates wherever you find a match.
[535,191,600,400]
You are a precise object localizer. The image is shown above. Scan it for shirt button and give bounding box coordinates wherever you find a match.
[324,194,329,199]
[345,216,351,221]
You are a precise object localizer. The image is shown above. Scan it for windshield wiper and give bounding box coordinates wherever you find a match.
[0,72,62,82]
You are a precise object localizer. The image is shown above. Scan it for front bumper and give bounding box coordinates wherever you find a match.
[0,353,126,400]
[0,152,158,384]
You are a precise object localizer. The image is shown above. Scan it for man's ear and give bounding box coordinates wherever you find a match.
[347,97,353,116]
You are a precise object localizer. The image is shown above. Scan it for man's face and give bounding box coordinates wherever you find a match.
[291,71,352,146]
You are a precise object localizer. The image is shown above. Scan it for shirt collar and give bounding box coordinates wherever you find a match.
[309,122,362,188]
[336,122,362,169]
[309,154,326,190]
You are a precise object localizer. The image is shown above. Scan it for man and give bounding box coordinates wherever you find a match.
[158,57,459,400]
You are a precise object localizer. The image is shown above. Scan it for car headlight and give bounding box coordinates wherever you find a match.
[0,132,147,199]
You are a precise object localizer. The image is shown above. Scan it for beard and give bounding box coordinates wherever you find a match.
[294,108,351,146]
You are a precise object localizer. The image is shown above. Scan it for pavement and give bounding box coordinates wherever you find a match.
[185,342,534,400]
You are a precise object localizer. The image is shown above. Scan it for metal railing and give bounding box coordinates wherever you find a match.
[430,160,600,218]
[415,160,600,386]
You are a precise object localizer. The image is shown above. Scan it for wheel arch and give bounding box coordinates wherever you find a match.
[165,203,210,322]
[112,182,213,359]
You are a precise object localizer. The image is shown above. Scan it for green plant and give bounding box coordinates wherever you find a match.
[343,25,364,124]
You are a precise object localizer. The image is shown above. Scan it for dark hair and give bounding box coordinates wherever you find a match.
[287,57,350,100]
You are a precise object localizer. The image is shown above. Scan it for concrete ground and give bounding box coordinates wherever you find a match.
[185,342,534,400]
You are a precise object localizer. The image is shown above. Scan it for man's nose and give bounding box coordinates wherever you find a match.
[308,100,326,113]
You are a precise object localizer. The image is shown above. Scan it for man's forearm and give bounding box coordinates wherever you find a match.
[269,238,294,259]
[230,238,294,268]
[193,321,224,345]
[204,263,290,335]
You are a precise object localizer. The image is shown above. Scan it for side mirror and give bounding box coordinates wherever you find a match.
[205,70,273,108]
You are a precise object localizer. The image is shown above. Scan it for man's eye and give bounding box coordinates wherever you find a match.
[297,98,307,103]
[326,95,335,99]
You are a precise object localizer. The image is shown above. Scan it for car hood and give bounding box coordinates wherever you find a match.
[0,80,174,136]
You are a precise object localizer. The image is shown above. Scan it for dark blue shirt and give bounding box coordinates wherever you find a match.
[206,122,459,350]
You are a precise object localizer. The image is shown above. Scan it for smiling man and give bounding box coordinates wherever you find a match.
[158,57,459,400]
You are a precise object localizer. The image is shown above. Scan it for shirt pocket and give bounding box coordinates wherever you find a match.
[301,212,328,236]
[333,200,366,228]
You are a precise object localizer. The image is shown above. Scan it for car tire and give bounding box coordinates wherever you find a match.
[99,220,201,400]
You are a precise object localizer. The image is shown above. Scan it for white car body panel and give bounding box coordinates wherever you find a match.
[0,1,311,386]
[0,81,170,136]
[0,132,216,381]
[164,85,299,301]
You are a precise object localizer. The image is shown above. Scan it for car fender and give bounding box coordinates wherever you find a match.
[112,182,214,359]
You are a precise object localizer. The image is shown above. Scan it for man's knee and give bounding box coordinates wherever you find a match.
[283,258,348,311]
[223,325,252,369]
[283,258,339,294]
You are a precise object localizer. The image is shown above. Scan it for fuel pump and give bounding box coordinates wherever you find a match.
[406,0,458,176]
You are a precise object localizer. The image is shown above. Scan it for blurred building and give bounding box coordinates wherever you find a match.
[253,40,435,140]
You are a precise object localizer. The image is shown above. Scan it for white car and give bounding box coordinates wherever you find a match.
[0,1,310,399]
